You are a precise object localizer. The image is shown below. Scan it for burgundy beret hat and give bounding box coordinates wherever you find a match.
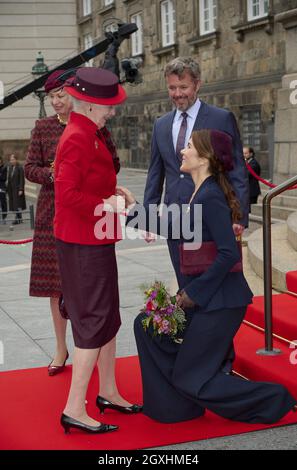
[44,70,67,94]
[210,129,234,172]
[64,67,127,105]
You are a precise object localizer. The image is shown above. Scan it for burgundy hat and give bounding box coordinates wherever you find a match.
[64,67,127,105]
[210,129,234,171]
[44,70,67,94]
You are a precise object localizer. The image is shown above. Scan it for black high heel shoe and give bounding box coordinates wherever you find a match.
[96,395,143,415]
[60,413,118,434]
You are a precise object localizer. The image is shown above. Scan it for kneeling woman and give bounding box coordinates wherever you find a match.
[119,129,297,424]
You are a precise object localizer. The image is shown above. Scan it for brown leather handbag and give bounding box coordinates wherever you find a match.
[179,237,243,275]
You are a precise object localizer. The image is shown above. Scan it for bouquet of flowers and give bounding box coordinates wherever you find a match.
[140,281,186,340]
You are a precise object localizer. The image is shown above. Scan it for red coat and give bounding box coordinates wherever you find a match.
[54,111,121,245]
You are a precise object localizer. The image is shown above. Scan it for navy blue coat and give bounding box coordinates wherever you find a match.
[180,176,253,312]
[144,101,249,227]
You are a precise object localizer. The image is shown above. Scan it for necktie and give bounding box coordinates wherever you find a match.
[176,112,188,160]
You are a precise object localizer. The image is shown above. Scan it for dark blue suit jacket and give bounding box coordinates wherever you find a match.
[144,101,249,227]
[181,176,253,312]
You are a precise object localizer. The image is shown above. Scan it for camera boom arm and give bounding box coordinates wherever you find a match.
[0,22,138,111]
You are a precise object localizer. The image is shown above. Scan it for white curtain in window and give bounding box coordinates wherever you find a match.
[161,0,176,47]
[131,14,143,56]
[83,0,92,16]
[83,34,93,66]
[247,0,269,21]
[199,0,217,35]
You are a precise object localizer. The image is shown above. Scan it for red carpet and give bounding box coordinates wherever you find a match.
[245,294,297,342]
[1,355,297,450]
[234,323,297,397]
[286,271,297,294]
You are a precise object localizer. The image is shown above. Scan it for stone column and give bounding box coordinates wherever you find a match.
[273,9,297,184]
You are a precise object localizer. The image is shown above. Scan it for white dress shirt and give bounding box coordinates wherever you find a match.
[172,98,201,153]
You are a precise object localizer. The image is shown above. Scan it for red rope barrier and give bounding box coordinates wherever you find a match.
[246,162,297,190]
[0,167,295,246]
[0,238,33,245]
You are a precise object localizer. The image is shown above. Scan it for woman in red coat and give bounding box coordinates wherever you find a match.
[25,70,121,377]
[55,68,142,435]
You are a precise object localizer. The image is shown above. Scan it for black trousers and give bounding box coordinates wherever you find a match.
[134,306,296,424]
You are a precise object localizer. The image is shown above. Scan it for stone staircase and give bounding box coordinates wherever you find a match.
[250,184,297,225]
[247,211,297,292]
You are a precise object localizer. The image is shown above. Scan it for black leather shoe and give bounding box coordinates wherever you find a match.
[96,395,143,415]
[60,413,118,434]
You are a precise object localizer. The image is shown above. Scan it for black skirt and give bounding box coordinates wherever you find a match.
[56,239,121,349]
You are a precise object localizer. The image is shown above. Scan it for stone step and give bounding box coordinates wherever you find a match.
[287,211,297,252]
[248,213,284,227]
[241,245,279,296]
[247,223,297,292]
[251,203,296,220]
[258,191,297,209]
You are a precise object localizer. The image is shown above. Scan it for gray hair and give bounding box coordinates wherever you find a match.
[70,96,89,112]
[164,57,201,81]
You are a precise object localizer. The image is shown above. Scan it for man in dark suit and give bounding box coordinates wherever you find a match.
[143,57,249,374]
[144,57,249,285]
[243,146,261,212]
[7,154,26,225]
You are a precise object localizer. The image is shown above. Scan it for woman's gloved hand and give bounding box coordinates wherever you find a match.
[176,290,196,309]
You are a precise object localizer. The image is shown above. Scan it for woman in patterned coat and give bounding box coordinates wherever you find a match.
[25,70,121,376]
[25,70,73,375]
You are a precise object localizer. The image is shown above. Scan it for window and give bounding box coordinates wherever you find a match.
[161,0,176,47]
[199,0,217,35]
[82,0,92,16]
[104,0,114,6]
[242,109,261,150]
[131,13,143,56]
[83,33,93,66]
[247,0,269,21]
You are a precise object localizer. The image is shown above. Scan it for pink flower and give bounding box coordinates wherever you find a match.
[153,314,162,324]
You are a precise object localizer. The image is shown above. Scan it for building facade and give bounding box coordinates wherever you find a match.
[0,0,78,159]
[77,0,297,177]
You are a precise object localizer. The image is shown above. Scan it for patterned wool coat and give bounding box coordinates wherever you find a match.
[25,114,120,297]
